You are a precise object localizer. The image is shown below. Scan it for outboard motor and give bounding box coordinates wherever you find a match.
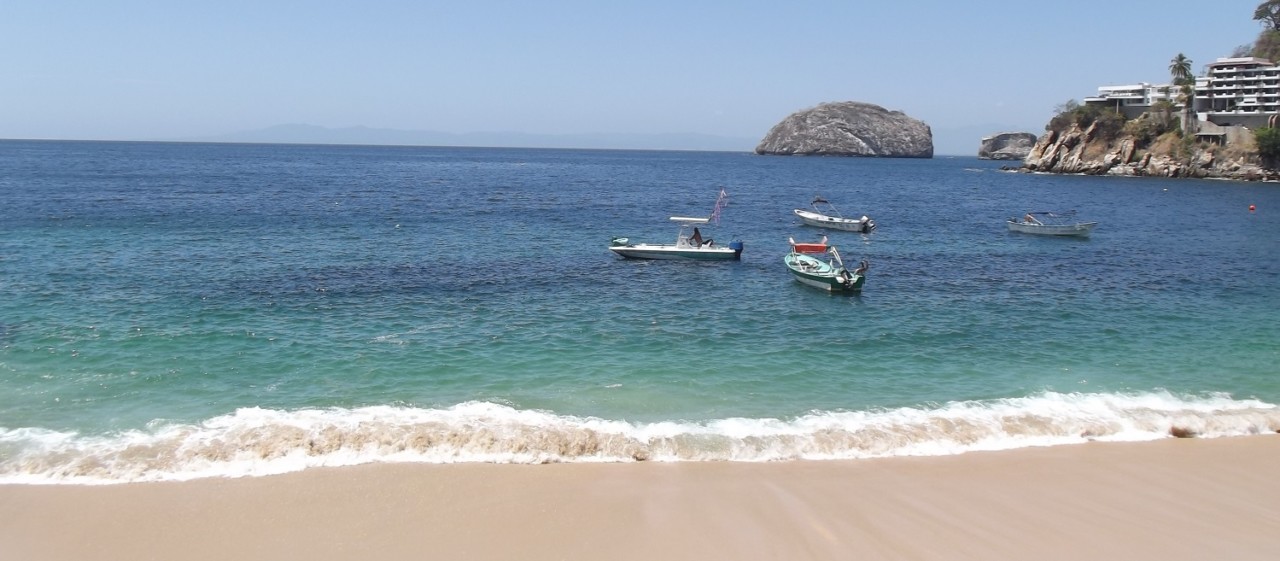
[729,240,744,260]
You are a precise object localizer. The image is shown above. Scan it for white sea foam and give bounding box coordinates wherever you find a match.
[1,391,1277,485]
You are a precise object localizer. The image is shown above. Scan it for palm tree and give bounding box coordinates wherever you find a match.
[1170,53,1195,135]
[1169,53,1192,83]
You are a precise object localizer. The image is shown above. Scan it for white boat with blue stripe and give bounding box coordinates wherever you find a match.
[609,217,743,261]
[609,190,743,261]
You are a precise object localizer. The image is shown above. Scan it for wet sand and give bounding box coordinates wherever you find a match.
[2,436,1278,561]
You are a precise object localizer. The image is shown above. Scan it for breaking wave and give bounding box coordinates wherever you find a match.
[2,390,1278,484]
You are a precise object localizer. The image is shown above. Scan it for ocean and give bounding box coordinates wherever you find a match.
[1,139,1278,484]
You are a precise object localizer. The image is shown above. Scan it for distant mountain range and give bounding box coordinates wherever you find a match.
[181,124,759,152]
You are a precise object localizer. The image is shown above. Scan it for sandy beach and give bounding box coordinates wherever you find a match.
[2,436,1278,561]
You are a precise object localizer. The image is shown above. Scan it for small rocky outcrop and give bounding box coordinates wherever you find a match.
[978,132,1037,160]
[1016,122,1277,181]
[755,101,933,158]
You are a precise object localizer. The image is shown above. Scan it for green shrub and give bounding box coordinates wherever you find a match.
[1046,101,1126,141]
[1254,127,1280,166]
[1090,109,1126,141]
[1121,104,1177,146]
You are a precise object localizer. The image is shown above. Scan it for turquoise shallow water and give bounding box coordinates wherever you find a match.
[1,140,1278,482]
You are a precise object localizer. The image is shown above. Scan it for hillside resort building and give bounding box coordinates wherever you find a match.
[1083,57,1280,138]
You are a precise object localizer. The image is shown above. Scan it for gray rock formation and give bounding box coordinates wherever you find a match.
[978,132,1037,160]
[755,101,933,158]
[1018,122,1275,181]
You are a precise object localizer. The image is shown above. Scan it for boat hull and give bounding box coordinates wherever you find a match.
[783,254,864,293]
[1006,221,1097,237]
[609,243,743,261]
[794,209,875,233]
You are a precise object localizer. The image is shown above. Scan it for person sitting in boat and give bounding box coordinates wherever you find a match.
[1023,213,1041,225]
[690,227,704,248]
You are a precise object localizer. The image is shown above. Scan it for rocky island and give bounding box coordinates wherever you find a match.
[978,132,1037,160]
[755,101,933,158]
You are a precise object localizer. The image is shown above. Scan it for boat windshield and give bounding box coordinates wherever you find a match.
[1023,210,1080,224]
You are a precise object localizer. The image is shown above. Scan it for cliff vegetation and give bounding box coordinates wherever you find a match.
[1020,1,1280,180]
[1021,99,1272,180]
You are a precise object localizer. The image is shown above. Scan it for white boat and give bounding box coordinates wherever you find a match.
[793,196,875,233]
[609,190,743,261]
[784,236,867,293]
[609,217,743,260]
[1007,211,1097,237]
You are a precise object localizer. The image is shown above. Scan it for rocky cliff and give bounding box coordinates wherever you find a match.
[755,101,933,158]
[978,132,1037,160]
[1019,122,1276,181]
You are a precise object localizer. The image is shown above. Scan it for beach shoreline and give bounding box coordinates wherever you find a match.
[2,435,1278,561]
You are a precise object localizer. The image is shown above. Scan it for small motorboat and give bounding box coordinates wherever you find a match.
[784,236,867,293]
[610,189,743,261]
[609,217,743,260]
[1007,211,1097,237]
[793,196,875,233]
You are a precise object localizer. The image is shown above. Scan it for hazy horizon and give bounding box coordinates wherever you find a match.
[2,1,1263,156]
[1,121,1031,156]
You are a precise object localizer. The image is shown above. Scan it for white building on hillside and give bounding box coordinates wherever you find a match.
[1193,57,1280,128]
[1083,83,1179,119]
[1082,57,1280,137]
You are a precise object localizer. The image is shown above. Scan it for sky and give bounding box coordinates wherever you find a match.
[0,0,1268,155]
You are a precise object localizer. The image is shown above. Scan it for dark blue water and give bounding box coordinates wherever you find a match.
[2,140,1278,482]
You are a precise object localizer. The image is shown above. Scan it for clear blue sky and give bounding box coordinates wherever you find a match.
[0,0,1266,154]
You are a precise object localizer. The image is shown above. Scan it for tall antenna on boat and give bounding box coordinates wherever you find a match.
[709,188,728,225]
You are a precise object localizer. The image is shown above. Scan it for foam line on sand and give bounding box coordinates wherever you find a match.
[2,436,1278,561]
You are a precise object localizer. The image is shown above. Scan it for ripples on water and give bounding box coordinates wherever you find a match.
[1,141,1278,482]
